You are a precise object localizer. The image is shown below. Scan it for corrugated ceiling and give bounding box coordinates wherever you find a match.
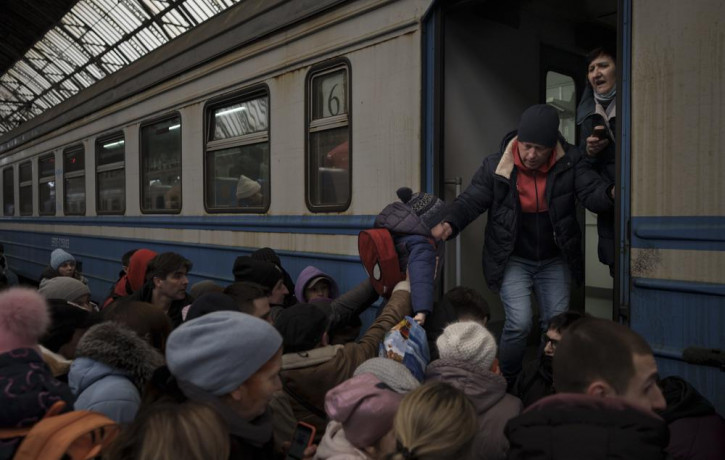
[0,0,242,135]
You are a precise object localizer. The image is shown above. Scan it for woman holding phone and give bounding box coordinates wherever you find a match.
[576,45,617,276]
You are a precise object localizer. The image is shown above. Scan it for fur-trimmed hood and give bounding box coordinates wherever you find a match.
[71,321,164,389]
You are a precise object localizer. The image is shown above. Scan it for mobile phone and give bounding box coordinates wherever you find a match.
[285,422,316,460]
[592,126,607,140]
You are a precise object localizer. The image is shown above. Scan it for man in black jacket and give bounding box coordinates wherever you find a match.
[505,318,669,459]
[433,104,612,384]
[512,310,583,407]
[128,252,193,328]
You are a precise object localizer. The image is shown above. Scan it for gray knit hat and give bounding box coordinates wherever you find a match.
[38,277,90,304]
[166,311,282,396]
[354,357,420,393]
[50,249,75,270]
[436,321,497,375]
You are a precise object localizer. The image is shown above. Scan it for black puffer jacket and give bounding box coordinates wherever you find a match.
[576,85,616,269]
[444,131,612,292]
[505,393,669,460]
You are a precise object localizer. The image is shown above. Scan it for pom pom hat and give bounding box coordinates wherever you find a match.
[396,187,446,230]
[0,287,50,350]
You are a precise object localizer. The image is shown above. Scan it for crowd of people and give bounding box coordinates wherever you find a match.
[1,46,724,460]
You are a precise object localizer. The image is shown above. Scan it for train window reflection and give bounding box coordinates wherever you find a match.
[3,167,14,216]
[63,145,85,216]
[19,161,31,216]
[205,91,269,212]
[141,116,182,213]
[96,133,125,214]
[39,154,56,216]
[306,64,351,212]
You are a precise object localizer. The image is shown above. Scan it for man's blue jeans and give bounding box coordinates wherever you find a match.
[498,255,571,383]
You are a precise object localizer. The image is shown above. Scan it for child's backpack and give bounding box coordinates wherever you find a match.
[0,401,120,460]
[358,228,404,298]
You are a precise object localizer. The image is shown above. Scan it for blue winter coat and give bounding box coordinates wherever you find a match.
[375,202,443,315]
[68,322,164,424]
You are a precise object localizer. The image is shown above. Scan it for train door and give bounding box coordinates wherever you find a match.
[624,0,725,414]
[437,0,617,332]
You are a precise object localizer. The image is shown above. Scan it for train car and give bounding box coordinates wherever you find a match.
[0,0,722,413]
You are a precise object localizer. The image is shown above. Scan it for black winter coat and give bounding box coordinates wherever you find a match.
[445,132,612,292]
[505,393,669,460]
[511,356,554,408]
[577,86,616,269]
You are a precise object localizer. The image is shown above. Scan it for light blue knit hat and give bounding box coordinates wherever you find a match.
[166,311,283,396]
[50,249,75,270]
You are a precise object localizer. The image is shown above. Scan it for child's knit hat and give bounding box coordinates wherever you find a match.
[396,187,446,230]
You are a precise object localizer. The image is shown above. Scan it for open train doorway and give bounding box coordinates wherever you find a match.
[437,0,617,333]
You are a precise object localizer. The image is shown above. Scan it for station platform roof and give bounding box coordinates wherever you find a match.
[0,0,241,135]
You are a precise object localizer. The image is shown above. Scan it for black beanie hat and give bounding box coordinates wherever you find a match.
[185,292,239,322]
[275,303,329,354]
[232,256,283,290]
[251,247,282,267]
[517,104,560,148]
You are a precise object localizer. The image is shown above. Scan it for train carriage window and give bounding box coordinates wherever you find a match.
[96,134,125,214]
[546,71,577,144]
[19,161,32,216]
[38,154,56,216]
[205,90,270,212]
[306,62,351,212]
[140,116,182,213]
[63,145,85,215]
[2,167,13,216]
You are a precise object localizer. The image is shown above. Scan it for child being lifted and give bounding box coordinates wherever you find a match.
[373,187,447,325]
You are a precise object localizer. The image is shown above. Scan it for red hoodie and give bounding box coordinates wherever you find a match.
[103,249,158,308]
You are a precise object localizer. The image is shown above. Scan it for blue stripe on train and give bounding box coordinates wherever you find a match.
[0,226,373,308]
[631,216,725,251]
[0,214,377,234]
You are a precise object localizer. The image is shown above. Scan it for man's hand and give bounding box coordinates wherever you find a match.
[431,222,453,241]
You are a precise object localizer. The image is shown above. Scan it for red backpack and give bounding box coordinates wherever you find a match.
[358,229,403,298]
[0,401,120,460]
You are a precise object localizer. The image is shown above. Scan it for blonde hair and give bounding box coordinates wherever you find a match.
[388,381,477,460]
[106,401,229,460]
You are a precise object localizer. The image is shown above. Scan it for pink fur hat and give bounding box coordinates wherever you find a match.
[0,287,50,351]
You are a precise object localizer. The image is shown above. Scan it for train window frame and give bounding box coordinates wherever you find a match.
[304,59,352,213]
[63,144,86,216]
[139,113,182,214]
[38,153,56,216]
[2,166,14,216]
[18,161,32,216]
[203,85,271,214]
[96,132,126,215]
[544,70,577,145]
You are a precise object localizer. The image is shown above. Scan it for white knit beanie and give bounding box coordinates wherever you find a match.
[235,175,262,200]
[436,321,497,374]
